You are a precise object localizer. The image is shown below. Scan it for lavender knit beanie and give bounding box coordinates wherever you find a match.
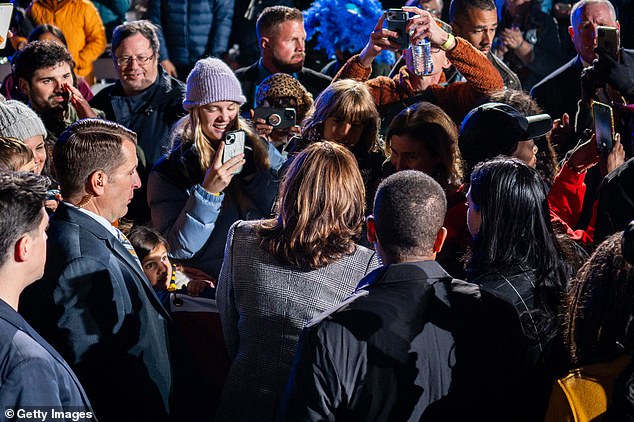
[183,57,246,110]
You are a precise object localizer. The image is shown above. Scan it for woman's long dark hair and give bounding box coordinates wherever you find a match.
[467,157,568,314]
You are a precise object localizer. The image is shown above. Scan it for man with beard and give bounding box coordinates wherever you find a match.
[234,5,332,112]
[448,0,522,90]
[14,41,103,141]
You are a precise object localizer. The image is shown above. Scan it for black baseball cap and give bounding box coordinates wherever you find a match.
[459,102,552,165]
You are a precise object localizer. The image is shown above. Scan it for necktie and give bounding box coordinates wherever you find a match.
[116,228,143,271]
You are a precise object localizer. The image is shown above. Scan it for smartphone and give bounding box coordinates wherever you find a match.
[386,9,410,50]
[253,107,296,129]
[597,26,619,62]
[0,4,13,50]
[222,130,245,174]
[592,101,614,156]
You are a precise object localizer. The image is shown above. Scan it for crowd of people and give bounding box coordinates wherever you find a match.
[0,0,633,421]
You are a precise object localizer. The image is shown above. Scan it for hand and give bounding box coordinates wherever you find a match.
[65,83,97,119]
[601,133,625,176]
[359,14,403,67]
[201,141,244,194]
[161,59,178,77]
[580,65,602,104]
[499,27,525,50]
[251,111,274,142]
[186,279,214,297]
[594,47,634,101]
[549,113,575,153]
[402,7,452,49]
[566,136,599,173]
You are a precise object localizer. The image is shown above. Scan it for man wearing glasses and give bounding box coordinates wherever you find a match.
[91,20,186,224]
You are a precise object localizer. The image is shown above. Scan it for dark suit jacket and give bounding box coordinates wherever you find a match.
[234,61,332,111]
[530,56,583,132]
[19,203,172,422]
[0,299,95,416]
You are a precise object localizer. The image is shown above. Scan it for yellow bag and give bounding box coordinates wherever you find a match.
[544,355,631,422]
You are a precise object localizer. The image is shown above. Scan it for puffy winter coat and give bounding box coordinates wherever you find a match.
[146,0,234,68]
[26,0,106,83]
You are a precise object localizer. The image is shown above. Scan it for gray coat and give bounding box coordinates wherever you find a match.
[216,220,379,421]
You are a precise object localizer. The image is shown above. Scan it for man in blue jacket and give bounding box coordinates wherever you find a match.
[0,171,95,418]
[19,119,173,422]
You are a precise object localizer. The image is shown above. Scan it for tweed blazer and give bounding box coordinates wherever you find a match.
[216,220,379,421]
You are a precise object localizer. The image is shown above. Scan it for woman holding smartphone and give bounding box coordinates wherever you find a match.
[148,57,283,280]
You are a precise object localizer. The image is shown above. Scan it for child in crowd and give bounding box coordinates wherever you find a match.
[0,136,37,172]
[128,225,215,308]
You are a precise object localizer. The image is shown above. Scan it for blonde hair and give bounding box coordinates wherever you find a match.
[172,109,270,172]
[258,141,365,270]
[170,107,271,211]
[0,137,34,171]
[301,80,381,153]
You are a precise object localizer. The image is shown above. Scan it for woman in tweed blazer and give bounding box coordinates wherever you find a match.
[216,141,379,421]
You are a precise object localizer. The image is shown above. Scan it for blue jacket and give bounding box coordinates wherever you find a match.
[148,137,283,279]
[19,204,173,422]
[147,0,234,67]
[0,299,95,416]
[92,0,130,25]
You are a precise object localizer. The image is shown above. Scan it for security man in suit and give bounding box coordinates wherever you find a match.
[19,119,172,422]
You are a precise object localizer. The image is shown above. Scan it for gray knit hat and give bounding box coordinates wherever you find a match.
[0,98,47,140]
[183,57,246,111]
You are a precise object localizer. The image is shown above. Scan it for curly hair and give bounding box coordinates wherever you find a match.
[565,232,634,366]
[14,40,74,84]
[258,141,365,270]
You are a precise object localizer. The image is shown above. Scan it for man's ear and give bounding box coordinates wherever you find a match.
[14,235,30,263]
[18,78,30,96]
[260,36,270,51]
[441,54,452,70]
[366,215,378,244]
[433,226,448,253]
[87,170,107,196]
[568,25,574,41]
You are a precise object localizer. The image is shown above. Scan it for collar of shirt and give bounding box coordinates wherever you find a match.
[62,201,119,238]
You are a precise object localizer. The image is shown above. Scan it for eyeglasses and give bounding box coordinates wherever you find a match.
[115,54,155,67]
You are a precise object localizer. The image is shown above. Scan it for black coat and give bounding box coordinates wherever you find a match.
[234,61,331,111]
[90,66,187,166]
[280,260,528,421]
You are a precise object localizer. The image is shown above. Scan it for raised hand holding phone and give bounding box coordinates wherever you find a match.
[202,138,245,195]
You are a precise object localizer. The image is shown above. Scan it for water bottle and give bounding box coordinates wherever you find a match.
[411,38,433,76]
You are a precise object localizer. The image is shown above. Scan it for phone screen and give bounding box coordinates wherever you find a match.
[222,130,245,174]
[0,4,13,50]
[593,101,614,155]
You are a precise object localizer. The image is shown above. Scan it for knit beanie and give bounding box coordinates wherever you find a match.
[0,98,47,140]
[255,73,314,122]
[183,57,246,111]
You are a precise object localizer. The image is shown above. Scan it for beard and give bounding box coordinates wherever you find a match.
[271,53,304,73]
